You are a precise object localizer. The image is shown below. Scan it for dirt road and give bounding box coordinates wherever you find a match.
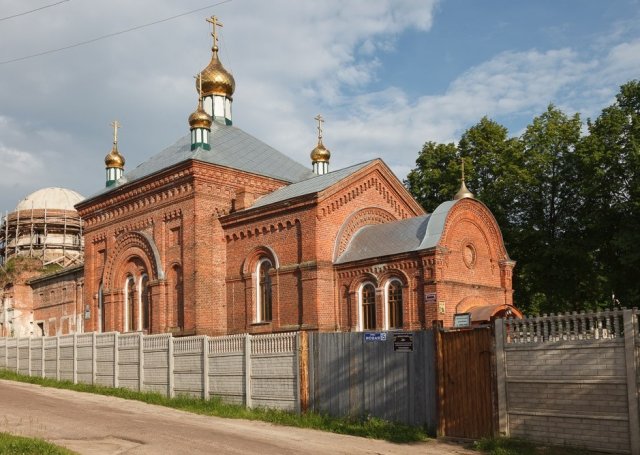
[0,379,475,454]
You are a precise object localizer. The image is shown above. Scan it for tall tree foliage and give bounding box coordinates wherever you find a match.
[405,81,640,314]
[579,80,640,307]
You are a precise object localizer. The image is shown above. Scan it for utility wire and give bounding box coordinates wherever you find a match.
[0,0,70,22]
[0,0,232,65]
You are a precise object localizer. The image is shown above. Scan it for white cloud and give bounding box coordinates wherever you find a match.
[0,145,45,187]
[0,0,639,213]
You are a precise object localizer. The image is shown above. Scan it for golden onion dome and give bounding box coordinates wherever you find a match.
[188,99,212,129]
[454,180,474,200]
[104,146,125,169]
[310,140,331,163]
[197,47,235,98]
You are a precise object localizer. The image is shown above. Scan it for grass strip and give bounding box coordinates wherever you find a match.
[0,369,428,444]
[0,432,76,455]
[474,437,604,455]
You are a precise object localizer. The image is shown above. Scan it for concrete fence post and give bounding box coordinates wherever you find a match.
[168,335,174,398]
[138,332,144,392]
[623,309,640,454]
[56,336,60,381]
[73,332,78,384]
[15,338,19,373]
[92,332,97,384]
[27,336,32,377]
[203,336,209,400]
[244,334,252,408]
[113,332,119,388]
[494,319,509,436]
[41,338,45,378]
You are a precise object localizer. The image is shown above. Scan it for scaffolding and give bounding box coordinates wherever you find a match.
[0,205,84,268]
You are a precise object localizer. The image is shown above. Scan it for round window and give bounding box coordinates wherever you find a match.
[463,243,476,268]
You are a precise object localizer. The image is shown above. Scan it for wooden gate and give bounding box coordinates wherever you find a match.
[436,327,496,439]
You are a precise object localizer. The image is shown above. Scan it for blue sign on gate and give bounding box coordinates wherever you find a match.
[364,332,387,342]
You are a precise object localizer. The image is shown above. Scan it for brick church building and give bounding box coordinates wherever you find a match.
[73,17,519,337]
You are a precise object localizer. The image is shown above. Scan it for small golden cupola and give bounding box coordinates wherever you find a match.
[189,73,213,150]
[310,114,331,175]
[105,120,125,187]
[196,16,235,125]
[454,159,474,200]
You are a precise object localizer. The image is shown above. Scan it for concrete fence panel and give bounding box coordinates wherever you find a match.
[30,337,43,378]
[58,335,74,382]
[17,338,29,376]
[208,334,245,405]
[0,338,6,369]
[143,333,171,395]
[497,308,640,455]
[250,332,298,411]
[95,333,116,387]
[118,333,140,391]
[76,333,94,384]
[173,336,205,397]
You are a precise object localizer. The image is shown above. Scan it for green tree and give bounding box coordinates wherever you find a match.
[405,141,459,212]
[579,80,640,308]
[516,105,585,314]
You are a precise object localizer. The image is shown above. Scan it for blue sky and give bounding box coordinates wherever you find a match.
[0,0,639,213]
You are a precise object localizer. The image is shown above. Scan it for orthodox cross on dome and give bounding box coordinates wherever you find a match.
[460,158,466,182]
[110,120,120,146]
[206,15,223,50]
[314,114,324,142]
[194,73,203,97]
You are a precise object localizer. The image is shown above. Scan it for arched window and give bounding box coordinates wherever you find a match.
[125,275,136,332]
[98,283,104,332]
[359,282,376,330]
[385,279,403,330]
[256,258,273,322]
[140,274,150,332]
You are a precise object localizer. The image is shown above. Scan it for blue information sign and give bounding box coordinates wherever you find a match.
[364,332,387,342]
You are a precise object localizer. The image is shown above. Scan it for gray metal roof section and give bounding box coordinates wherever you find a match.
[90,123,315,199]
[336,199,458,264]
[249,161,373,209]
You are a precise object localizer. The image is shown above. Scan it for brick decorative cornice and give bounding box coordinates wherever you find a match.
[114,218,154,237]
[80,178,195,230]
[225,218,300,243]
[336,259,418,279]
[163,209,182,222]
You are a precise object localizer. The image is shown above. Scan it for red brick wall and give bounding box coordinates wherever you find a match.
[77,160,289,335]
[221,160,425,334]
[76,156,514,336]
[30,267,84,336]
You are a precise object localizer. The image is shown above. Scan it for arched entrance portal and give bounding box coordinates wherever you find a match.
[100,231,165,334]
[120,256,152,333]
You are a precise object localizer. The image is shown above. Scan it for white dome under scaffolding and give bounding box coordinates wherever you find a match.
[1,187,85,267]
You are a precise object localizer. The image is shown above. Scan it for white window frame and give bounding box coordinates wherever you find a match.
[255,258,273,322]
[384,278,404,330]
[357,281,377,331]
[124,275,135,332]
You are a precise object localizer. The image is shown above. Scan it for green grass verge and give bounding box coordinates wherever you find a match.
[474,437,604,455]
[0,432,76,455]
[0,369,428,444]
